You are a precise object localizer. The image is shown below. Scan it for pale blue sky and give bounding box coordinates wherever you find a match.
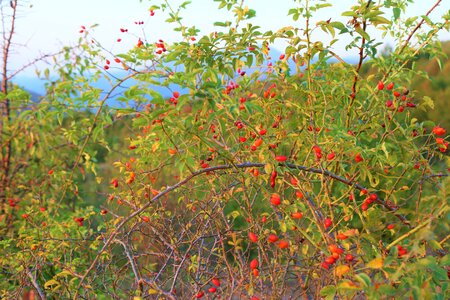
[9,0,450,75]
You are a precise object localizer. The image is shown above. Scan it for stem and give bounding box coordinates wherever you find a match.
[27,268,47,300]
[383,0,443,80]
[0,0,18,211]
[386,219,431,250]
[345,0,372,129]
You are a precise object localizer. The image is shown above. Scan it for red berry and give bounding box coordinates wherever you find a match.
[312,145,322,155]
[386,100,393,108]
[325,256,335,265]
[268,234,279,243]
[377,80,384,90]
[275,155,287,162]
[324,218,332,229]
[361,202,369,211]
[250,258,258,270]
[337,233,348,240]
[355,153,363,163]
[277,240,289,249]
[211,278,220,287]
[432,126,446,136]
[386,82,394,90]
[111,178,119,188]
[270,193,281,206]
[208,287,216,293]
[270,171,277,188]
[329,244,344,254]
[195,291,204,298]
[345,254,354,262]
[248,232,258,243]
[173,91,180,98]
[291,212,303,219]
[327,152,336,160]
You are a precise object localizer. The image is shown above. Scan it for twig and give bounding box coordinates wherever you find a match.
[0,0,18,209]
[396,0,442,56]
[26,268,46,300]
[419,173,448,185]
[346,0,373,128]
[113,239,144,295]
[383,0,443,80]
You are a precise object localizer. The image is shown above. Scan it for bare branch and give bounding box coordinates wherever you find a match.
[26,268,46,300]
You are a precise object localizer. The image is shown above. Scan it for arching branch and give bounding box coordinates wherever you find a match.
[74,160,422,297]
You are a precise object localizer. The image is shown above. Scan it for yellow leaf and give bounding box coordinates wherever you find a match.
[341,228,359,237]
[44,279,60,289]
[338,281,360,290]
[367,257,384,269]
[264,163,272,175]
[113,217,123,226]
[335,265,350,276]
[152,142,160,153]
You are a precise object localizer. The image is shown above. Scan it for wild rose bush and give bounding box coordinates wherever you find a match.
[1,0,449,299]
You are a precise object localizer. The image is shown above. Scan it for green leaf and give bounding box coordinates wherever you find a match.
[246,54,253,68]
[354,273,371,287]
[370,16,390,26]
[320,285,336,300]
[214,21,232,27]
[316,3,332,9]
[420,96,435,111]
[355,27,370,40]
[342,11,357,17]
[393,7,400,20]
[149,90,164,105]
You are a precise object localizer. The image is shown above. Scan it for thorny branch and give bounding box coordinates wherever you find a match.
[73,158,434,297]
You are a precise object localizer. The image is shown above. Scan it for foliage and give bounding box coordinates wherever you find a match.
[1,0,449,299]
